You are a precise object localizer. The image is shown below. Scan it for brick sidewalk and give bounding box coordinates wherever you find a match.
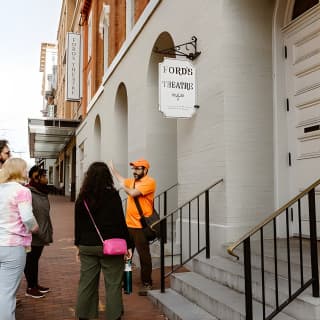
[16,195,169,320]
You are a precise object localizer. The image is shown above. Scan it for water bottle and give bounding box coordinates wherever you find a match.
[123,259,132,294]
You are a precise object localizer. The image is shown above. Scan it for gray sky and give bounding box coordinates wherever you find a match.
[0,1,62,162]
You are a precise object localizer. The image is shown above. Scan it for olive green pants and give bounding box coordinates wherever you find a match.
[76,246,124,320]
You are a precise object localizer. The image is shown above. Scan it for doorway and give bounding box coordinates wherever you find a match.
[283,5,320,235]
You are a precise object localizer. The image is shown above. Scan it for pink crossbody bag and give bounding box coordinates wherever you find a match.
[83,200,127,255]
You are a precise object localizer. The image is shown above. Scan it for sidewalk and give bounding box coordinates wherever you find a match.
[16,195,169,320]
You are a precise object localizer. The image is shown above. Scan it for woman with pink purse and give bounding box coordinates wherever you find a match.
[74,162,132,320]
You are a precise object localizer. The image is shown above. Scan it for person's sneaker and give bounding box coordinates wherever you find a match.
[37,285,50,293]
[25,288,45,298]
[138,283,152,296]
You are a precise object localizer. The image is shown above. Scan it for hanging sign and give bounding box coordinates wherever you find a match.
[159,58,196,118]
[65,32,81,101]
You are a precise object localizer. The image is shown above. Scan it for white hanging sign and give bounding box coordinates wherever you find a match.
[65,32,81,101]
[159,58,196,118]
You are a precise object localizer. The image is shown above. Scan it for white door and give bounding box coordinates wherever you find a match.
[283,7,320,236]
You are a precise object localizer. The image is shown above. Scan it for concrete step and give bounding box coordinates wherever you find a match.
[193,255,320,320]
[171,271,296,320]
[148,288,218,320]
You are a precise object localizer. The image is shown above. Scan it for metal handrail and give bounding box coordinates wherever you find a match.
[156,183,178,196]
[155,178,224,226]
[226,177,320,320]
[227,177,320,259]
[158,178,224,292]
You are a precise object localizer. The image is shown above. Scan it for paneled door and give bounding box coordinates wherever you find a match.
[283,7,320,236]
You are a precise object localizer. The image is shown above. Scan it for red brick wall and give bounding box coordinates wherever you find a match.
[116,0,126,53]
[108,0,126,64]
[80,0,150,114]
[134,0,149,22]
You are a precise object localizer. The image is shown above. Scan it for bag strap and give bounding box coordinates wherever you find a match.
[83,200,104,244]
[132,180,154,219]
[133,196,144,218]
[132,180,145,218]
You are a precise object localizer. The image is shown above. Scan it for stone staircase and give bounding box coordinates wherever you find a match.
[148,239,320,320]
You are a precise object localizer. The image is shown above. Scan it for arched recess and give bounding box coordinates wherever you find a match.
[93,115,102,160]
[114,83,128,176]
[146,32,178,191]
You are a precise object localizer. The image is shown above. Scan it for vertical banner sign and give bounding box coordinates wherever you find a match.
[159,58,196,118]
[66,32,81,101]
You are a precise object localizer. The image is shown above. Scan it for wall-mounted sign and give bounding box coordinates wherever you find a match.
[159,58,196,118]
[66,32,81,101]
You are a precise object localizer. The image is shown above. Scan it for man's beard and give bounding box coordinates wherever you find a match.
[0,158,5,164]
[133,172,144,180]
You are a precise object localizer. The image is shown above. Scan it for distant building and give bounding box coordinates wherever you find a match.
[39,43,57,118]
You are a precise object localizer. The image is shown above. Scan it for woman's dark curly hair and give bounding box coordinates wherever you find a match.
[78,162,116,210]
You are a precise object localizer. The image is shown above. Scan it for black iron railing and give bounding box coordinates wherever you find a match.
[154,178,224,292]
[227,178,320,320]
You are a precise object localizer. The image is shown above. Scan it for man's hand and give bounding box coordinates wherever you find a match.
[107,160,141,197]
[31,223,39,234]
[125,248,133,260]
[107,160,125,184]
[107,160,114,171]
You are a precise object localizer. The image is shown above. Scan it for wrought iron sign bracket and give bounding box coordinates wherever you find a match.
[154,36,201,61]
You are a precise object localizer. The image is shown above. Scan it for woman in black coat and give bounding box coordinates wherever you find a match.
[24,167,53,298]
[75,162,132,320]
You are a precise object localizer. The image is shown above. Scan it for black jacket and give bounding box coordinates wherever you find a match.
[29,186,53,246]
[74,189,132,248]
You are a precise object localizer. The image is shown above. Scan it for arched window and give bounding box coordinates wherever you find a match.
[292,0,318,20]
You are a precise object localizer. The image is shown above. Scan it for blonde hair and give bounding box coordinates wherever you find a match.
[0,158,27,183]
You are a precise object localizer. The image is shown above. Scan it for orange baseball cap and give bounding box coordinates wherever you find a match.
[129,158,150,169]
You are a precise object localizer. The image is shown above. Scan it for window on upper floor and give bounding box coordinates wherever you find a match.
[99,5,110,72]
[88,11,92,60]
[126,0,135,35]
[103,27,109,72]
[292,0,319,20]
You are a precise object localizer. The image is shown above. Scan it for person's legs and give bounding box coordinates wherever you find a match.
[128,228,152,285]
[24,245,45,298]
[76,246,101,319]
[101,255,124,320]
[24,245,43,288]
[0,246,26,320]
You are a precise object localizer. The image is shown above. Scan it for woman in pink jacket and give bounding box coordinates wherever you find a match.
[0,158,38,320]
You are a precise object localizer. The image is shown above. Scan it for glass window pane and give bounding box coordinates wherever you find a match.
[292,0,318,20]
